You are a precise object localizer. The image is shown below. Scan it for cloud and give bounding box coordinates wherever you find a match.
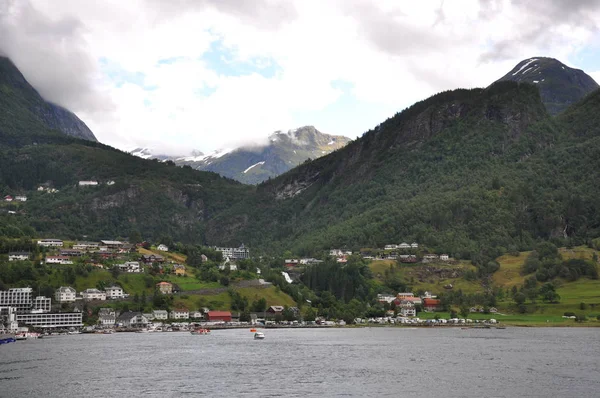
[0,0,113,115]
[1,0,600,156]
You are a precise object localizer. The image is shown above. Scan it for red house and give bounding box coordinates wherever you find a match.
[423,298,441,312]
[206,311,232,322]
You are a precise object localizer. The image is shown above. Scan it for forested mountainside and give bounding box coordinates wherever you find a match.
[2,56,600,262]
[206,81,600,260]
[0,57,97,142]
[496,57,599,115]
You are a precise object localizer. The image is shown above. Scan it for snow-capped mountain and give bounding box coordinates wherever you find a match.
[129,126,351,184]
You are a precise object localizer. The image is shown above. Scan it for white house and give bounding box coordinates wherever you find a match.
[15,195,27,202]
[46,256,73,265]
[78,180,98,186]
[170,308,189,320]
[55,286,77,303]
[98,308,117,326]
[72,242,100,251]
[8,252,29,261]
[377,294,396,304]
[329,249,343,257]
[37,239,64,247]
[117,261,140,273]
[157,244,169,252]
[398,242,410,249]
[399,301,416,317]
[152,310,168,320]
[190,311,204,319]
[384,244,398,250]
[117,312,148,328]
[104,285,124,299]
[440,254,450,261]
[411,242,419,249]
[81,288,107,301]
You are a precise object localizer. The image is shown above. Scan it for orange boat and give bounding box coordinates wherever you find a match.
[250,328,257,332]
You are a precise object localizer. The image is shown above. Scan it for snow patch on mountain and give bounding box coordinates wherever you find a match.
[512,58,538,76]
[243,161,265,173]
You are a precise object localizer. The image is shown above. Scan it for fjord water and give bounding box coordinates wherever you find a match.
[1,328,599,397]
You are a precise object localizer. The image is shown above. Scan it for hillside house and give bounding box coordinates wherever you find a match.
[285,259,300,267]
[399,301,416,317]
[267,306,285,315]
[157,244,169,252]
[190,311,204,319]
[15,195,27,201]
[170,308,189,320]
[45,256,73,265]
[8,252,30,261]
[78,180,98,186]
[384,244,398,250]
[55,286,77,303]
[105,285,124,299]
[156,282,173,295]
[398,243,410,249]
[73,242,100,251]
[173,264,186,276]
[377,294,396,304]
[206,311,232,322]
[214,244,250,260]
[37,239,64,247]
[422,254,439,262]
[411,242,419,249]
[117,261,141,273]
[81,289,107,301]
[60,249,83,257]
[100,240,123,249]
[4,195,12,202]
[141,254,165,264]
[440,254,450,261]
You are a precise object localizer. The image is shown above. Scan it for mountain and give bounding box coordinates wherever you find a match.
[132,127,351,184]
[2,56,600,261]
[496,57,599,115]
[0,57,97,141]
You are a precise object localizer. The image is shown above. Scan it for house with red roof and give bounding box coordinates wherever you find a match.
[423,298,441,312]
[206,311,232,322]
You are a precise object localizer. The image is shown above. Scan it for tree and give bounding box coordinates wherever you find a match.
[239,311,251,322]
[540,283,560,303]
[251,298,267,313]
[129,229,142,245]
[513,292,526,306]
[220,276,230,287]
[459,306,469,319]
[304,307,316,322]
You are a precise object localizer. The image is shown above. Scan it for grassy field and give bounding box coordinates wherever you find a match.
[171,286,295,311]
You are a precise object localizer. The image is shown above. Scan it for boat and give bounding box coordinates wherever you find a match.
[254,331,265,340]
[0,333,16,345]
[190,328,210,335]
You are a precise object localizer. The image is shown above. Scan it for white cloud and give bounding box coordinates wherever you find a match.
[2,0,600,155]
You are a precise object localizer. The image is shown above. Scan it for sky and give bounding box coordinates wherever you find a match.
[1,0,600,155]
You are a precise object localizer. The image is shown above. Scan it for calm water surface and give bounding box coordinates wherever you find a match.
[1,327,599,397]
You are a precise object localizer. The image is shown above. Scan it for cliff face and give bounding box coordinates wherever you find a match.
[0,56,97,141]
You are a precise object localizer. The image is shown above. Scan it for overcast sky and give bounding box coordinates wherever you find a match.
[1,0,600,155]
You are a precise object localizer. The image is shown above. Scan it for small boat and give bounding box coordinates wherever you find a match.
[254,332,265,340]
[250,328,257,332]
[190,328,210,335]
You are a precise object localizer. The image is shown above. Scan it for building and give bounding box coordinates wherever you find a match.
[15,195,27,202]
[72,242,100,251]
[170,308,189,320]
[98,308,117,327]
[156,282,173,295]
[397,293,415,299]
[100,240,123,249]
[78,180,98,186]
[104,285,124,299]
[377,294,396,304]
[423,298,441,312]
[440,254,450,261]
[411,242,419,249]
[4,195,13,202]
[206,311,232,322]
[45,256,73,265]
[16,312,83,328]
[267,306,284,314]
[141,254,165,264]
[214,244,250,260]
[398,243,410,249]
[157,244,169,252]
[0,288,33,313]
[399,302,416,317]
[152,310,168,320]
[55,286,77,303]
[190,311,204,319]
[384,244,398,250]
[116,312,148,328]
[60,249,84,257]
[37,239,64,247]
[173,264,186,276]
[423,254,439,262]
[81,289,107,301]
[117,261,141,273]
[33,296,52,313]
[8,252,30,261]
[285,259,300,267]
